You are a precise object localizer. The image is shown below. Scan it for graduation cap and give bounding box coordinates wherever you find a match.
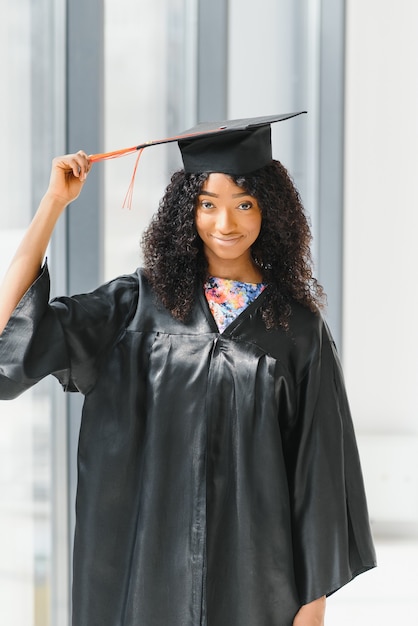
[89,111,306,206]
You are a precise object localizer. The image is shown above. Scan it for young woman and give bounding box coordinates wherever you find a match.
[0,115,376,626]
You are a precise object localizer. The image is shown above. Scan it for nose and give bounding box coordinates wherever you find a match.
[216,207,236,233]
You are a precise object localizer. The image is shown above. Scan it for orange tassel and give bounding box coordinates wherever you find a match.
[88,146,145,210]
[121,148,144,210]
[89,146,139,162]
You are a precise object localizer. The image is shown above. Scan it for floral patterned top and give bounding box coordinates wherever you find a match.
[204,276,266,333]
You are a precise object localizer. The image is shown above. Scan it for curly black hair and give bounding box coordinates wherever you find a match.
[141,160,325,329]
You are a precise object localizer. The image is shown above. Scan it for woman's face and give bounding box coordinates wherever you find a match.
[195,173,262,280]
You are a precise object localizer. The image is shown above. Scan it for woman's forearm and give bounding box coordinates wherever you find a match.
[0,194,67,333]
[293,596,326,626]
[0,151,91,334]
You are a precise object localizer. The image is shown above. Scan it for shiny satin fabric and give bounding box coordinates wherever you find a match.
[0,264,376,626]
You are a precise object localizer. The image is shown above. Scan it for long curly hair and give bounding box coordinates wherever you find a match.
[141,160,325,329]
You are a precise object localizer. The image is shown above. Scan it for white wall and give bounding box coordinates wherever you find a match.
[344,0,418,434]
[344,1,418,527]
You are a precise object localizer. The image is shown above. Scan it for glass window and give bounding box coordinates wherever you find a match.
[0,2,67,625]
[103,0,197,281]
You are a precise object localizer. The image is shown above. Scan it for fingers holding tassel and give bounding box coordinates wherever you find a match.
[48,150,93,205]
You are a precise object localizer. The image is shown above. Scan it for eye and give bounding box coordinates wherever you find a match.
[199,199,214,210]
[238,201,253,211]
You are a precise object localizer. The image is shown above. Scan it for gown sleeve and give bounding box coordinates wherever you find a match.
[283,318,377,605]
[0,262,139,399]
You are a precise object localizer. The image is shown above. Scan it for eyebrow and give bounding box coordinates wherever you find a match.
[199,191,251,198]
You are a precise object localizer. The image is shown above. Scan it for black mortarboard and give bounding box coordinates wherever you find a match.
[90,111,306,175]
[89,111,306,207]
[177,111,306,174]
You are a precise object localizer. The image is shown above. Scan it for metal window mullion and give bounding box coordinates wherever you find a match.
[65,1,105,622]
[317,0,346,351]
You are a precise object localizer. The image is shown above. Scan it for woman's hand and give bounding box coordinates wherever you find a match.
[0,150,92,334]
[46,150,92,206]
[293,596,326,626]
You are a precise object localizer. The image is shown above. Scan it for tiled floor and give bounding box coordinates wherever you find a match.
[326,536,418,625]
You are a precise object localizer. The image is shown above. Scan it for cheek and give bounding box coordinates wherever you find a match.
[250,214,262,238]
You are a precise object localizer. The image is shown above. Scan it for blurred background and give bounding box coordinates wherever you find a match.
[0,0,417,624]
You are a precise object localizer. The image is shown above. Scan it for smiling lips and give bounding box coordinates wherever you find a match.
[211,235,242,245]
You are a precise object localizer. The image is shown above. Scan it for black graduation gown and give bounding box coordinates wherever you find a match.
[0,264,376,626]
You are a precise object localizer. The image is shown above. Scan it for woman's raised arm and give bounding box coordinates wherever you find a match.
[0,151,91,334]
